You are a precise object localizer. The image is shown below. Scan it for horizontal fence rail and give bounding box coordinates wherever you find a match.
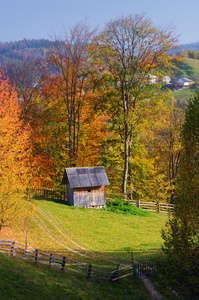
[27,188,174,213]
[0,240,170,281]
[0,240,117,281]
[106,198,174,213]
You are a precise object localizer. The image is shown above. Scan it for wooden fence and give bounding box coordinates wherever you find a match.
[106,198,174,213]
[126,199,174,213]
[26,188,67,201]
[26,188,174,213]
[0,240,170,281]
[0,240,116,280]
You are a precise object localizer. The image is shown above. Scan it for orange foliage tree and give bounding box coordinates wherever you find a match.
[45,21,98,168]
[0,72,32,231]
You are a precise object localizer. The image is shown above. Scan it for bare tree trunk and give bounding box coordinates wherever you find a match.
[122,124,129,197]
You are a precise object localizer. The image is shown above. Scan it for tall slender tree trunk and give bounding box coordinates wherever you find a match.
[122,124,129,197]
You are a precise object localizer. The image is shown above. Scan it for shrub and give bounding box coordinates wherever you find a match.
[105,199,152,217]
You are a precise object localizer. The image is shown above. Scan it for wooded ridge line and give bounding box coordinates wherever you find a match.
[26,188,174,213]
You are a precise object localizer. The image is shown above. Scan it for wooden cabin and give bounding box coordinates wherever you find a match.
[61,166,109,208]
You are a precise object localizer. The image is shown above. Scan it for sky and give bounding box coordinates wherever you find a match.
[1,0,199,45]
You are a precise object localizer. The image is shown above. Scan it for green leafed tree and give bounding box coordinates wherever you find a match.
[93,14,178,195]
[162,92,199,298]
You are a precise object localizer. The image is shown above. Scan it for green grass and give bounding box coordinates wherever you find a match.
[172,57,199,107]
[2,198,168,265]
[174,57,199,79]
[0,253,153,300]
[0,198,171,299]
[184,58,199,78]
[173,84,198,107]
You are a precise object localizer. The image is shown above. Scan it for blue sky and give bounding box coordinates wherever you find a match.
[1,0,198,44]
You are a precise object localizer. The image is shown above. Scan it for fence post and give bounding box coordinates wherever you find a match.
[110,263,120,281]
[87,264,92,279]
[133,263,137,276]
[35,249,38,263]
[10,241,15,257]
[49,253,52,267]
[61,256,66,270]
[138,200,140,209]
[131,251,135,276]
[158,201,160,213]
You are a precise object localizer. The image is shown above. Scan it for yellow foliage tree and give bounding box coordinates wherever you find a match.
[0,73,32,232]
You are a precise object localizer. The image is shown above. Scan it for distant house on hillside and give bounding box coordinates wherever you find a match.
[61,166,109,208]
[171,77,195,88]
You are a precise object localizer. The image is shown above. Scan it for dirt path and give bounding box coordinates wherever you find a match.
[140,275,163,300]
[34,211,88,257]
[36,206,87,250]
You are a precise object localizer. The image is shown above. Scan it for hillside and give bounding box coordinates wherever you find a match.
[0,39,56,67]
[0,253,152,300]
[1,198,168,264]
[172,57,199,106]
[173,57,199,80]
[0,198,170,299]
[180,42,199,51]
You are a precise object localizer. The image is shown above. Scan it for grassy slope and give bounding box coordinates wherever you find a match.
[173,57,199,106]
[174,57,199,79]
[184,58,199,78]
[0,199,170,299]
[0,199,170,300]
[1,199,168,264]
[0,254,153,300]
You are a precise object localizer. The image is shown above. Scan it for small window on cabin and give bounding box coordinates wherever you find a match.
[88,189,91,193]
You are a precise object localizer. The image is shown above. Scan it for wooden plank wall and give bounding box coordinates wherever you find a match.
[73,186,105,207]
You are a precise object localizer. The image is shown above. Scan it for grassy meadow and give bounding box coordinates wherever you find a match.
[173,57,199,106]
[1,198,168,265]
[0,198,173,300]
[0,253,154,300]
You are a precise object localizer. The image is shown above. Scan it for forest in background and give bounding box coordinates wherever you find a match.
[1,16,199,201]
[1,39,199,67]
[0,39,56,66]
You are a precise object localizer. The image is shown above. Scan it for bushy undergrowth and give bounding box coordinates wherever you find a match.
[105,199,152,217]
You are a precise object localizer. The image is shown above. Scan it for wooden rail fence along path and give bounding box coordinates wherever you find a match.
[27,188,174,213]
[0,240,118,281]
[0,240,170,281]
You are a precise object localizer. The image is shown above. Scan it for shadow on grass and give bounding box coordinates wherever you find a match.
[32,195,68,206]
[173,60,196,78]
[0,253,153,300]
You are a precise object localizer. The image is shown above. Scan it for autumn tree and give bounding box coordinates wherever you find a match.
[141,96,183,202]
[93,14,178,195]
[0,72,32,232]
[45,21,97,167]
[14,200,35,249]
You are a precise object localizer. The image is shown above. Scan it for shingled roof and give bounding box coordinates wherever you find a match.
[61,166,109,188]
